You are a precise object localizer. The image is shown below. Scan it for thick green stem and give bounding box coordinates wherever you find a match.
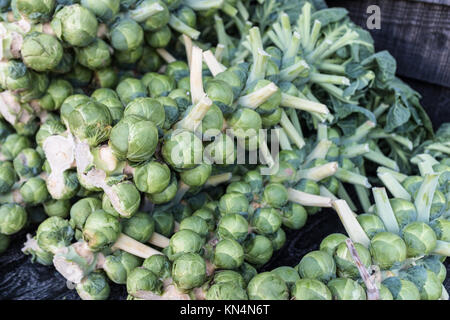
[279,59,309,82]
[310,72,350,86]
[373,103,390,118]
[306,19,321,52]
[337,182,357,211]
[287,108,303,138]
[283,32,301,65]
[341,143,370,158]
[281,93,329,115]
[319,185,338,201]
[377,166,408,183]
[364,150,399,172]
[304,139,332,164]
[317,62,346,75]
[317,123,328,141]
[299,2,311,48]
[277,126,292,150]
[279,110,305,149]
[372,187,400,234]
[246,49,270,85]
[335,168,371,188]
[287,188,332,207]
[354,168,372,212]
[238,82,278,109]
[433,240,450,257]
[175,95,213,132]
[295,162,338,182]
[128,2,165,22]
[415,174,440,223]
[169,15,200,40]
[184,0,224,10]
[377,171,411,201]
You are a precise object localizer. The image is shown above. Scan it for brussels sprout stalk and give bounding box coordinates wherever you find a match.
[237,82,279,109]
[279,110,305,149]
[335,168,371,188]
[128,1,166,22]
[156,48,177,63]
[168,15,200,40]
[377,170,411,201]
[304,140,332,164]
[202,50,226,76]
[174,95,213,132]
[415,174,439,223]
[295,162,338,182]
[341,143,370,158]
[342,121,376,145]
[280,93,329,115]
[363,149,399,171]
[433,240,450,256]
[287,189,332,208]
[189,45,204,104]
[377,166,408,182]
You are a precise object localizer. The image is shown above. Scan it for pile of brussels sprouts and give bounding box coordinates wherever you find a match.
[0,0,448,300]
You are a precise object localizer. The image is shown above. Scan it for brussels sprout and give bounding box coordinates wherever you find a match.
[142,254,171,280]
[47,170,80,200]
[327,278,367,300]
[297,250,336,282]
[152,210,175,237]
[103,250,142,284]
[69,197,102,230]
[174,5,196,27]
[400,266,442,300]
[430,218,450,242]
[51,4,98,47]
[43,199,70,218]
[13,148,43,179]
[60,94,90,123]
[217,213,249,242]
[243,235,273,267]
[251,207,282,235]
[268,228,286,251]
[204,79,234,116]
[93,67,118,89]
[238,262,257,286]
[165,61,189,82]
[156,96,178,129]
[262,107,282,128]
[76,271,110,300]
[110,18,144,51]
[106,181,141,218]
[402,222,437,257]
[0,161,17,194]
[15,0,55,22]
[215,65,247,99]
[416,256,447,283]
[82,210,120,251]
[109,115,158,162]
[0,203,27,235]
[281,203,308,230]
[138,0,170,31]
[20,177,49,205]
[201,104,224,136]
[244,79,281,116]
[213,270,245,288]
[228,108,262,141]
[0,233,10,254]
[179,216,208,239]
[204,134,236,166]
[172,253,206,291]
[127,267,163,298]
[36,216,74,254]
[430,190,446,220]
[192,207,216,232]
[168,89,190,112]
[243,170,263,193]
[133,161,170,194]
[162,130,203,170]
[52,50,74,74]
[35,121,66,148]
[225,182,252,202]
[122,212,155,243]
[272,266,300,289]
[294,179,320,215]
[144,73,176,98]
[171,202,192,222]
[387,198,417,229]
[319,233,348,256]
[247,272,289,300]
[291,279,332,300]
[146,175,177,204]
[67,99,112,146]
[167,229,203,260]
[180,163,212,187]
[76,39,112,70]
[80,0,120,23]
[145,25,171,48]
[356,213,386,238]
[402,176,423,196]
[66,64,92,87]
[218,193,249,216]
[124,97,165,128]
[214,238,244,269]
[116,78,147,106]
[21,32,63,72]
[206,282,248,300]
[1,134,31,160]
[382,277,421,300]
[262,183,288,208]
[333,242,372,279]
[369,232,407,269]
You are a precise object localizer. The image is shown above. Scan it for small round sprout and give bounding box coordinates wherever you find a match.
[36,120,66,148]
[243,170,263,193]
[179,216,208,239]
[146,175,177,204]
[293,179,320,215]
[382,277,421,300]
[168,89,190,113]
[402,176,423,195]
[15,0,56,22]
[218,193,249,216]
[278,150,303,169]
[262,108,282,128]
[80,0,120,23]
[172,253,206,291]
[124,97,165,128]
[268,228,286,251]
[297,250,336,283]
[213,270,245,288]
[1,134,31,160]
[152,210,175,237]
[389,198,417,229]
[43,199,71,218]
[91,88,123,123]
[13,148,43,179]
[291,279,332,300]
[243,235,273,267]
[215,65,247,99]
[245,79,281,116]
[213,238,244,269]
[121,212,155,243]
[206,282,248,300]
[327,278,367,300]
[430,218,450,242]
[82,210,121,251]
[145,25,171,48]
[272,266,300,289]
[103,250,142,284]
[110,18,144,51]
[262,183,288,208]
[0,161,17,194]
[0,204,27,235]
[76,39,112,70]
[228,108,262,140]
[251,207,282,235]
[192,207,216,232]
[107,181,141,218]
[145,73,176,98]
[401,265,442,300]
[177,77,190,91]
[127,267,163,298]
[204,79,234,116]
[69,197,102,230]
[171,202,192,222]
[142,254,171,280]
[76,271,110,300]
[226,182,252,202]
[201,104,224,136]
[165,61,189,82]
[204,134,236,166]
[51,4,98,47]
[281,203,307,230]
[162,130,203,170]
[167,229,203,260]
[21,32,63,72]
[36,216,74,254]
[157,96,179,129]
[180,163,212,187]
[174,5,196,27]
[238,262,257,286]
[139,0,170,31]
[133,161,171,194]
[247,272,289,300]
[47,170,80,201]
[369,232,407,269]
[356,214,386,238]
[0,234,10,254]
[60,94,90,123]
[66,64,93,88]
[20,177,49,206]
[93,67,118,89]
[416,256,447,283]
[116,78,147,106]
[402,222,437,257]
[217,213,249,243]
[109,115,158,162]
[430,190,446,220]
[333,242,372,279]
[319,233,348,256]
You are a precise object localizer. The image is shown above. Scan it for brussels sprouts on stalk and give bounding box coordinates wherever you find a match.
[293,179,320,215]
[127,267,163,298]
[36,216,74,254]
[213,238,244,269]
[133,161,170,194]
[0,161,17,194]
[82,209,121,251]
[280,203,307,230]
[319,233,348,256]
[226,182,252,202]
[228,108,262,149]
[204,133,236,166]
[272,266,300,289]
[34,79,73,112]
[388,198,417,229]
[247,272,289,300]
[172,252,206,291]
[43,199,71,218]
[91,88,123,123]
[291,279,332,300]
[124,97,165,128]
[327,278,367,300]
[103,250,142,284]
[156,96,179,129]
[217,213,249,243]
[13,148,43,179]
[20,177,49,206]
[21,32,63,72]
[80,0,120,23]
[430,218,450,242]
[22,234,54,265]
[192,207,216,232]
[165,61,189,82]
[166,229,203,261]
[402,222,437,257]
[0,203,27,235]
[297,250,336,282]
[180,163,212,187]
[105,181,141,218]
[76,271,110,300]
[238,262,257,286]
[416,256,447,283]
[206,282,248,300]
[47,170,80,201]
[76,39,112,70]
[204,79,235,116]
[144,73,176,98]
[142,254,171,280]
[369,232,407,269]
[121,212,155,243]
[168,89,190,113]
[333,242,372,279]
[243,235,273,267]
[356,214,386,238]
